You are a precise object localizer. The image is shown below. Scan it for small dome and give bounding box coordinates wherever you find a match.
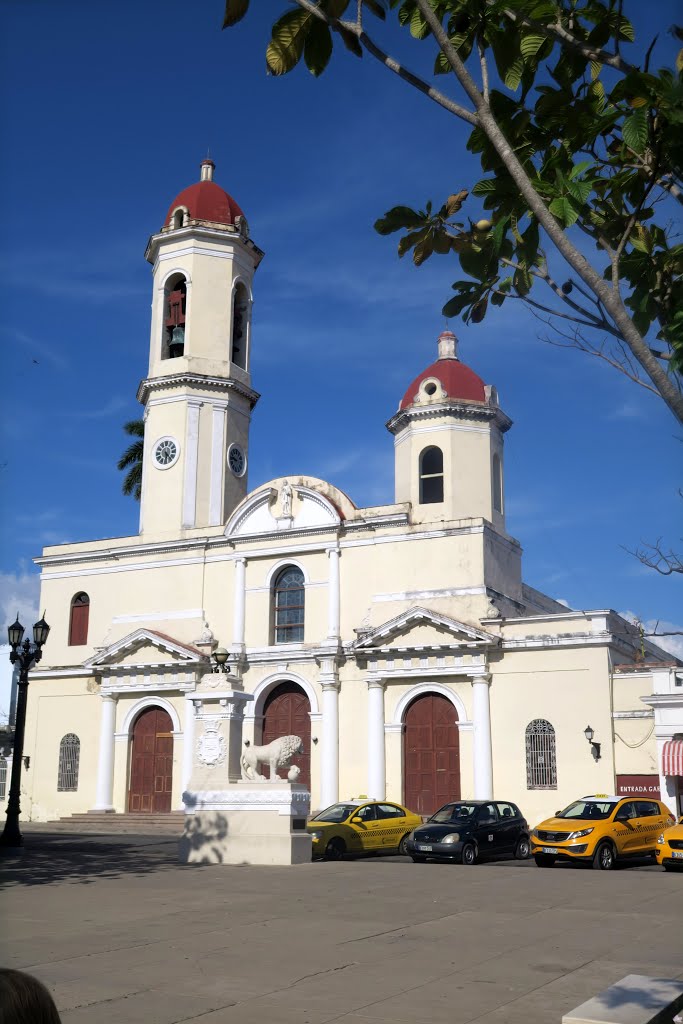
[399,331,486,409]
[165,159,244,229]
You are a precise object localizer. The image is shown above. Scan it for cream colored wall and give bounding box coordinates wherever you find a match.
[489,646,615,825]
[22,678,100,821]
[611,671,658,777]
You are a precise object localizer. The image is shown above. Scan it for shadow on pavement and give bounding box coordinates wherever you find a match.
[0,833,181,888]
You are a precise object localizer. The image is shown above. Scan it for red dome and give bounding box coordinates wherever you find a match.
[400,358,486,409]
[165,178,244,228]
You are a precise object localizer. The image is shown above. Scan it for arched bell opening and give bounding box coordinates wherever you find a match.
[162,273,187,360]
[231,281,250,370]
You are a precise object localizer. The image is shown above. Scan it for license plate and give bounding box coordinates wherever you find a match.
[417,844,433,852]
[542,847,558,855]
[673,851,683,859]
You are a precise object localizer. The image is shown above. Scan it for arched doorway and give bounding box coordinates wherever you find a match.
[261,682,311,789]
[128,706,173,812]
[403,693,460,816]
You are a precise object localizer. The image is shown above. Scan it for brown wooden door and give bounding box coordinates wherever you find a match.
[262,683,311,789]
[128,707,173,812]
[403,694,460,816]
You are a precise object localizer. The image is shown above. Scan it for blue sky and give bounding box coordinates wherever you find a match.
[0,1,681,650]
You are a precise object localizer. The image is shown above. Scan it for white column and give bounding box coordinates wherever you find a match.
[320,677,340,808]
[472,674,493,799]
[181,697,199,805]
[182,399,201,528]
[327,548,340,640]
[93,695,118,811]
[367,679,386,800]
[208,404,227,526]
[233,557,247,647]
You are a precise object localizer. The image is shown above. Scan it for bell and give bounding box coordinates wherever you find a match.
[169,325,185,358]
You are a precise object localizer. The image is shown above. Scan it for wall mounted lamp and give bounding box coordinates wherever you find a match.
[584,724,601,762]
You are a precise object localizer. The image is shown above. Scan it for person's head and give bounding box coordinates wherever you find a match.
[0,969,62,1023]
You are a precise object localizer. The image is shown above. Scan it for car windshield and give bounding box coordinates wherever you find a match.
[429,803,478,824]
[556,800,614,820]
[312,803,359,823]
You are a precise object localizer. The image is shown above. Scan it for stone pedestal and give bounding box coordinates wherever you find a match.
[179,671,312,866]
[179,782,311,865]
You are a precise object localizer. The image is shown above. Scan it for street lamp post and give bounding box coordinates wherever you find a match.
[0,614,50,849]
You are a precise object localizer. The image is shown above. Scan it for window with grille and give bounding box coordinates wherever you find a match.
[68,592,90,646]
[419,446,444,504]
[0,757,7,800]
[273,566,305,643]
[525,719,557,789]
[57,734,80,792]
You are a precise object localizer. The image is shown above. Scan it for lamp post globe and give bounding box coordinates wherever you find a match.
[1,614,50,850]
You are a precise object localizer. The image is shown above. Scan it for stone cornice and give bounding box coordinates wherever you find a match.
[144,224,265,267]
[136,372,260,408]
[386,400,512,436]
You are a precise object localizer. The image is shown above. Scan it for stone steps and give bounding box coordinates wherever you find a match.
[24,812,185,835]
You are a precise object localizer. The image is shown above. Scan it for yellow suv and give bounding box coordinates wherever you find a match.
[531,795,675,870]
[655,815,683,872]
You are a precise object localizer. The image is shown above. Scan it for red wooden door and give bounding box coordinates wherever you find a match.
[262,683,311,789]
[128,707,173,812]
[403,694,460,816]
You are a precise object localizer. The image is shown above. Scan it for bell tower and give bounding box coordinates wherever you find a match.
[138,159,264,537]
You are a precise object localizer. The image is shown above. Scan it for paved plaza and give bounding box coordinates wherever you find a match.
[1,833,682,1024]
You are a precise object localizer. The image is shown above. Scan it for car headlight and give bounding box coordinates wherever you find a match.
[567,828,594,840]
[532,828,540,838]
[657,834,665,844]
[441,833,460,844]
[309,830,323,840]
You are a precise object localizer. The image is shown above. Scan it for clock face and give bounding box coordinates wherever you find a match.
[153,437,179,469]
[228,444,246,477]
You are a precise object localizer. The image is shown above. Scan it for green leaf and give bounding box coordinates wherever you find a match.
[520,34,545,61]
[413,236,433,265]
[504,58,525,91]
[222,0,249,28]
[622,107,648,154]
[549,196,580,227]
[304,22,333,77]
[374,205,424,235]
[409,6,429,39]
[337,24,363,56]
[472,178,497,196]
[442,293,473,318]
[266,9,311,75]
[397,228,428,257]
[470,297,488,323]
[565,177,592,203]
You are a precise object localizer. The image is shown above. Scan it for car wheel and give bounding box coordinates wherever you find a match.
[593,841,616,870]
[398,833,411,856]
[411,855,427,863]
[461,843,477,865]
[324,838,346,861]
[534,854,555,867]
[515,837,530,860]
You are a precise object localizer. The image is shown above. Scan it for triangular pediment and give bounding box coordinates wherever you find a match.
[85,628,207,669]
[350,607,498,652]
[225,480,341,538]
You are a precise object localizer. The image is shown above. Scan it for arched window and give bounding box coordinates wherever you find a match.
[68,593,90,646]
[231,282,249,370]
[492,452,503,513]
[525,719,557,789]
[419,446,444,504]
[0,755,7,800]
[162,273,187,359]
[171,207,186,230]
[273,566,305,643]
[57,734,80,792]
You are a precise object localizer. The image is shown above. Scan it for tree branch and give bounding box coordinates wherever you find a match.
[414,0,683,423]
[292,0,478,125]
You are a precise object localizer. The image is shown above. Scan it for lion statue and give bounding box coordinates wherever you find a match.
[240,735,304,782]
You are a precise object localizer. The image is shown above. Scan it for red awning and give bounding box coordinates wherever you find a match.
[662,739,683,776]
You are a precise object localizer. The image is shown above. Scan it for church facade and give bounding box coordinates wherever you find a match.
[22,160,682,826]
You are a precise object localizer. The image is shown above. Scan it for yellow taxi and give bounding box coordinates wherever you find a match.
[307,799,422,860]
[531,794,675,870]
[655,814,683,872]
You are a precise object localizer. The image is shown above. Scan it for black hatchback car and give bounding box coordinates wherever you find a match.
[405,800,530,864]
